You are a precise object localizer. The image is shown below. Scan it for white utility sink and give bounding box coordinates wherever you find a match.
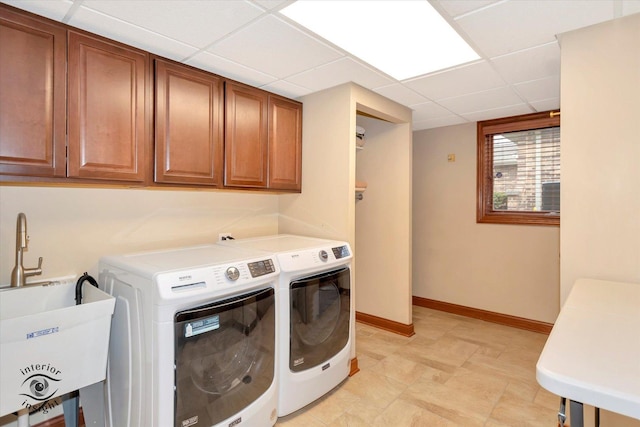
[0,278,115,417]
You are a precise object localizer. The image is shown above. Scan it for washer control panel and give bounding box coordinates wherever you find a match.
[319,250,328,261]
[155,256,279,302]
[248,259,276,278]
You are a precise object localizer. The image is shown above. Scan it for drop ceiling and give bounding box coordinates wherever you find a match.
[3,0,639,131]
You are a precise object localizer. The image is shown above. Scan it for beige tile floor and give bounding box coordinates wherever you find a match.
[276,306,640,427]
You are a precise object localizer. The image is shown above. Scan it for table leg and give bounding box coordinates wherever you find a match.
[558,397,567,426]
[570,400,584,427]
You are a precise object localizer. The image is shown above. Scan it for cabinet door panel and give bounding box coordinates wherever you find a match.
[68,31,149,182]
[155,60,223,185]
[0,7,66,178]
[224,82,268,188]
[269,95,302,191]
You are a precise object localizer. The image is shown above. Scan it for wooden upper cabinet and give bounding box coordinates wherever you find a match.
[0,5,302,190]
[224,82,268,188]
[0,7,66,178]
[67,31,149,182]
[155,59,223,186]
[269,95,302,191]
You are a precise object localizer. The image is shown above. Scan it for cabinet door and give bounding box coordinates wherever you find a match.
[0,7,66,178]
[224,82,268,188]
[68,31,149,182]
[269,95,302,191]
[155,59,223,185]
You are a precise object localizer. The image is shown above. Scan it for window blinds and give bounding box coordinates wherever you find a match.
[490,126,560,213]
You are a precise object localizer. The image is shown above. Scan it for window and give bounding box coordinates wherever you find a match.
[477,111,560,226]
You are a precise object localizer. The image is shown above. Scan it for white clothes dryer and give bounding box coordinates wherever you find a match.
[219,235,352,416]
[98,244,280,427]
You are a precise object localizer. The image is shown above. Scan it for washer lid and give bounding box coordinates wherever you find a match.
[100,244,273,278]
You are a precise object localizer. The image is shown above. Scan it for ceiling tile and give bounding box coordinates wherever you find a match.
[462,104,534,122]
[412,115,468,131]
[434,0,501,18]
[438,86,523,114]
[530,98,561,113]
[186,51,278,87]
[208,15,343,79]
[456,0,615,57]
[253,0,291,11]
[411,102,456,122]
[514,76,561,103]
[260,79,312,100]
[374,84,430,106]
[82,0,264,48]
[404,61,505,100]
[69,6,198,61]
[1,0,73,21]
[491,42,560,84]
[285,58,393,93]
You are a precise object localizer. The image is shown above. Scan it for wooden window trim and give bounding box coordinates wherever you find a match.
[477,111,560,226]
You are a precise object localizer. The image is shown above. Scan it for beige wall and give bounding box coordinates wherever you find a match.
[559,13,640,303]
[355,115,413,324]
[0,186,279,286]
[278,84,354,241]
[279,83,413,326]
[413,123,560,323]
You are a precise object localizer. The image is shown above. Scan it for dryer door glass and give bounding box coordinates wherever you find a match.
[174,287,275,427]
[289,267,350,372]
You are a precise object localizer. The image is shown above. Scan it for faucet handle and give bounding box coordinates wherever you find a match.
[24,257,43,278]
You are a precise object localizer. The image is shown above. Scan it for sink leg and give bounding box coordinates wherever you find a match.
[16,408,29,427]
[62,391,79,427]
[79,382,106,427]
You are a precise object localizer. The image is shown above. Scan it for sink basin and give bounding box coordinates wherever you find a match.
[0,278,115,417]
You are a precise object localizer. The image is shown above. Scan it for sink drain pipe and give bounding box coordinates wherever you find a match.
[75,272,99,305]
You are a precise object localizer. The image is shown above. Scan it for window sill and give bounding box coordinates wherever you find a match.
[477,211,560,226]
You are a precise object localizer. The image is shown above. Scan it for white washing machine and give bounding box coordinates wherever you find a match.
[98,244,280,427]
[219,235,352,416]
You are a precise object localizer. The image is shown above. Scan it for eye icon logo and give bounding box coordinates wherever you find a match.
[20,374,60,402]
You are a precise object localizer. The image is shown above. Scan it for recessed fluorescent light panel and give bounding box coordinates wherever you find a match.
[280,0,479,81]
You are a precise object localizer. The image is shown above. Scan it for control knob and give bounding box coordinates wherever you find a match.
[319,250,328,261]
[226,266,240,281]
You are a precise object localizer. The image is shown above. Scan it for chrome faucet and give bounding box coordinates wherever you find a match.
[10,212,43,287]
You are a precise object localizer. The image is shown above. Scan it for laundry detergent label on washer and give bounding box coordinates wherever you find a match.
[184,316,220,338]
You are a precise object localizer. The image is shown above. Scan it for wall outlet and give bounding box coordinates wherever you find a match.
[218,233,234,241]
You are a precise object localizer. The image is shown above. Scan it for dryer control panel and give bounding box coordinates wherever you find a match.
[277,244,352,272]
[332,245,350,259]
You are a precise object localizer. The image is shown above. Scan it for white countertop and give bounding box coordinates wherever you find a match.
[536,278,640,420]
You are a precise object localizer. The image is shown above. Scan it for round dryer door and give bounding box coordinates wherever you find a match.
[289,267,350,372]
